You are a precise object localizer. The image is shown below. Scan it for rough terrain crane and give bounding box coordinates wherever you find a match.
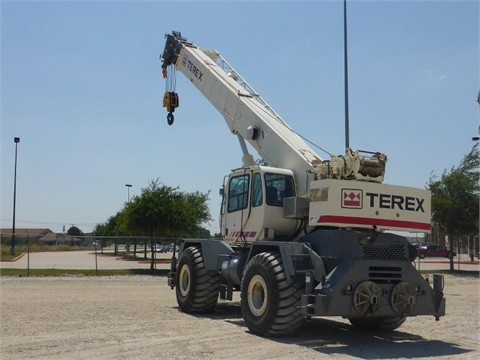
[160,31,445,337]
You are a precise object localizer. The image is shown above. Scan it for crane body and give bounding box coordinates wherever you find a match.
[161,31,445,337]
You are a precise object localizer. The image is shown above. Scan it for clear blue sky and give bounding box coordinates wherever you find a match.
[1,0,478,235]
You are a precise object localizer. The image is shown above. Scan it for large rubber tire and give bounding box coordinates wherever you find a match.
[349,316,406,332]
[240,252,305,337]
[176,246,221,313]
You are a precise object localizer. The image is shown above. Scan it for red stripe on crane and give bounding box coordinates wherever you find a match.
[318,215,431,231]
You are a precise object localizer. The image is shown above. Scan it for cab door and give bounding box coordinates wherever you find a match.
[221,167,298,243]
[223,171,251,242]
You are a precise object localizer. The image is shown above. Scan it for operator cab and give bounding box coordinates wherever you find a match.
[220,166,300,243]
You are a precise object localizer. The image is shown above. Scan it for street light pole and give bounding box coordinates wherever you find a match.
[474,89,480,259]
[343,0,350,150]
[11,137,20,256]
[125,184,132,203]
[473,91,480,141]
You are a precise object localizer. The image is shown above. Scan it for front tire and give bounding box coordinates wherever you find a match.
[176,246,220,313]
[240,252,305,337]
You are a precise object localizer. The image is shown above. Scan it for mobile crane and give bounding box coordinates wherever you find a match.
[160,31,445,337]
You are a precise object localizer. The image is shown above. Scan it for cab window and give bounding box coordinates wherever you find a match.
[252,173,263,207]
[264,173,295,207]
[228,174,250,212]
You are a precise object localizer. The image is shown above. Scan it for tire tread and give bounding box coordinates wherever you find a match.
[176,246,221,313]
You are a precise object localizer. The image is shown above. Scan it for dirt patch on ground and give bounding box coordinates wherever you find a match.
[1,274,479,359]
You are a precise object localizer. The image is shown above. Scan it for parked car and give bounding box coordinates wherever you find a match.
[153,244,167,253]
[412,242,429,249]
[416,244,456,259]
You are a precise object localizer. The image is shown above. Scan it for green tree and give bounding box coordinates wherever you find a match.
[428,144,479,269]
[191,226,211,238]
[94,212,124,236]
[119,179,211,236]
[93,212,126,250]
[67,226,84,236]
[118,179,211,269]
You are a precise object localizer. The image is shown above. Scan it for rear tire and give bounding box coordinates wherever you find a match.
[349,316,406,332]
[241,252,305,337]
[176,246,220,313]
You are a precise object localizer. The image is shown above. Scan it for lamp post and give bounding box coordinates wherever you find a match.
[474,90,480,259]
[10,137,20,256]
[473,133,480,260]
[125,184,132,203]
[343,0,350,150]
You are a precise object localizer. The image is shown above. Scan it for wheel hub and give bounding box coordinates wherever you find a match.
[353,280,382,315]
[391,281,417,315]
[247,275,268,317]
[178,264,191,297]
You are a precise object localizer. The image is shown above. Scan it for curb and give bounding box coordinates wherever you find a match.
[0,252,27,262]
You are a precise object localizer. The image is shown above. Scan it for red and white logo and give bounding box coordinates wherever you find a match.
[182,54,188,67]
[342,189,362,209]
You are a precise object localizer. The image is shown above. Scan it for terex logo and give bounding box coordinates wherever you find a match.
[342,189,362,209]
[365,192,425,212]
[186,59,203,81]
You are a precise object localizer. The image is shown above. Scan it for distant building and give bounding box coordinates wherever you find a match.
[0,228,82,246]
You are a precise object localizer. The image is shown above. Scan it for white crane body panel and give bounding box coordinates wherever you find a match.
[309,180,431,232]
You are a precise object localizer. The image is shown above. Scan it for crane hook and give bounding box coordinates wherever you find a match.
[167,112,174,125]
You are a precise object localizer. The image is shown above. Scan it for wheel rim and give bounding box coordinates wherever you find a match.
[178,264,191,297]
[247,274,268,317]
[353,280,382,315]
[390,282,417,315]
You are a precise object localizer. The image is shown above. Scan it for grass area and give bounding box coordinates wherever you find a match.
[0,268,169,277]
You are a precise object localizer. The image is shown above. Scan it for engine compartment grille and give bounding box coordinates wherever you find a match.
[362,244,407,260]
[368,266,403,283]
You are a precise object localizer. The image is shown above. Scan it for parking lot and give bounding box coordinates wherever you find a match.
[1,249,479,359]
[1,273,479,360]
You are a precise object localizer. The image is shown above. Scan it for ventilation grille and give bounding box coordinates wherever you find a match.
[368,266,402,283]
[362,244,407,260]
